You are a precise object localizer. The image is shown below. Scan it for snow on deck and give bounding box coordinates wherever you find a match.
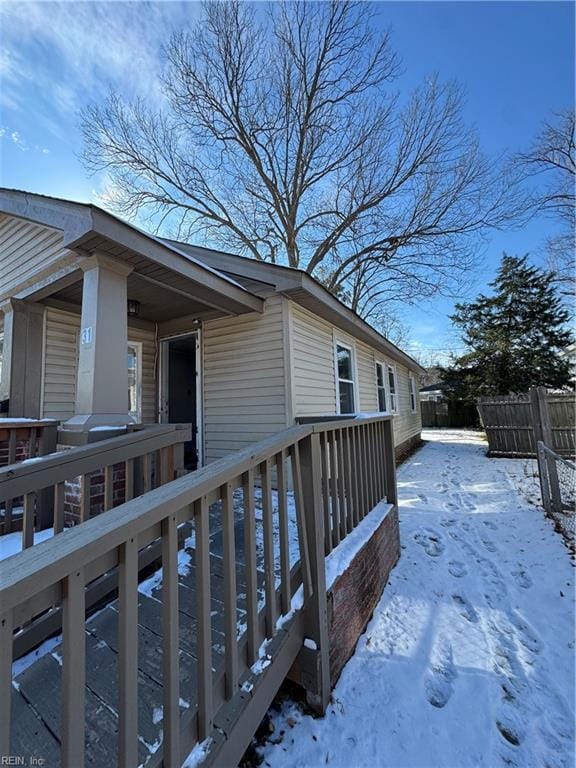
[258,429,575,768]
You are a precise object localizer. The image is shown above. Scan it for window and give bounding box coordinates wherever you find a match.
[376,362,387,412]
[127,342,142,421]
[409,373,417,412]
[387,364,397,412]
[335,343,356,414]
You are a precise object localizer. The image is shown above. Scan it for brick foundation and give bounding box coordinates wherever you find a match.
[395,433,423,465]
[63,462,127,526]
[326,506,400,684]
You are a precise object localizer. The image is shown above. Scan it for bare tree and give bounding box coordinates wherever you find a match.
[517,109,575,295]
[82,0,527,320]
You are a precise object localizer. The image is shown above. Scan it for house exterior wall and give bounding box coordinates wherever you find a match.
[41,307,157,423]
[0,214,69,301]
[288,302,422,449]
[202,294,288,462]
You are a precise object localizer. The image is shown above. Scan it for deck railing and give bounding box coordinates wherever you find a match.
[0,419,59,534]
[0,423,191,550]
[0,414,396,768]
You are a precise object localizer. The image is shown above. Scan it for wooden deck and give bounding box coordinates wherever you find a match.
[11,546,265,767]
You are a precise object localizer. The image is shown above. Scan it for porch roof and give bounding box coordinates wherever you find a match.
[0,189,264,319]
[165,240,427,375]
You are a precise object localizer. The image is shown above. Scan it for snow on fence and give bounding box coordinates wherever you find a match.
[537,441,575,550]
[477,388,575,458]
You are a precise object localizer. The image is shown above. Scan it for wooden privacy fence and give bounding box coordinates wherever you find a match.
[0,414,396,768]
[477,388,575,458]
[420,400,478,429]
[0,423,190,549]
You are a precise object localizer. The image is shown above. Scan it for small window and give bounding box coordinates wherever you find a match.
[336,343,356,414]
[376,362,387,412]
[387,365,397,412]
[409,374,417,412]
[127,342,142,421]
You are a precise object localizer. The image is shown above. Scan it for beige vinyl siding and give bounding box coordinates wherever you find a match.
[42,308,157,423]
[291,304,337,415]
[42,308,80,421]
[0,214,69,300]
[289,301,421,448]
[202,295,287,462]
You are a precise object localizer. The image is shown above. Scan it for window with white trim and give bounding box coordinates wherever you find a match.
[409,373,417,412]
[335,343,356,414]
[375,362,387,412]
[127,342,142,421]
[387,364,397,412]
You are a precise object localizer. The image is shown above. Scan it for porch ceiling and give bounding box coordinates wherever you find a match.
[48,271,219,322]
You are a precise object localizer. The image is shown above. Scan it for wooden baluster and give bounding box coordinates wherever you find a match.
[125,458,134,502]
[143,453,152,494]
[290,443,313,601]
[166,445,175,483]
[222,483,238,699]
[118,537,139,768]
[28,427,37,459]
[319,432,332,555]
[260,459,277,637]
[79,474,90,522]
[61,568,86,768]
[0,610,13,757]
[4,429,16,532]
[54,482,65,535]
[350,426,360,528]
[343,427,354,533]
[369,423,377,509]
[196,496,212,740]
[276,451,291,615]
[243,469,259,666]
[336,428,347,540]
[377,421,386,501]
[328,431,340,547]
[104,465,113,512]
[159,447,168,486]
[358,426,367,519]
[22,492,35,549]
[162,514,180,764]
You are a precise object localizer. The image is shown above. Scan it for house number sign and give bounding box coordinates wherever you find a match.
[81,326,93,346]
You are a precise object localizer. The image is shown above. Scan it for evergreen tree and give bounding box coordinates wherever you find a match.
[441,254,573,400]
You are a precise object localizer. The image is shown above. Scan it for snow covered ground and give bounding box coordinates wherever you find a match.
[258,429,575,768]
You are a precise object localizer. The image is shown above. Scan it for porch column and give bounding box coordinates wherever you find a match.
[64,253,134,431]
[0,298,45,418]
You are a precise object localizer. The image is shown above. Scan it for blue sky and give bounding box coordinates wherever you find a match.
[0,1,574,359]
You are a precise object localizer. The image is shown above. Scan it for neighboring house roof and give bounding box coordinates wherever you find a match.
[0,188,425,375]
[420,383,445,392]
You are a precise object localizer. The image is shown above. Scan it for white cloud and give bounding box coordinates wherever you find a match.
[1,125,49,155]
[0,1,200,133]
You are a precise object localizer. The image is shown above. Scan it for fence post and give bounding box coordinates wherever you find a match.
[531,388,562,517]
[295,431,330,715]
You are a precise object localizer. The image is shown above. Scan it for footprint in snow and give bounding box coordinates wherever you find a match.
[452,593,479,623]
[511,567,532,589]
[448,561,467,578]
[424,641,457,709]
[483,519,498,530]
[414,529,445,557]
[495,705,525,747]
[440,518,457,528]
[480,536,498,553]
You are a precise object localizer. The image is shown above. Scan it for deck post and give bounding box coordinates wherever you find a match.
[293,431,330,715]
